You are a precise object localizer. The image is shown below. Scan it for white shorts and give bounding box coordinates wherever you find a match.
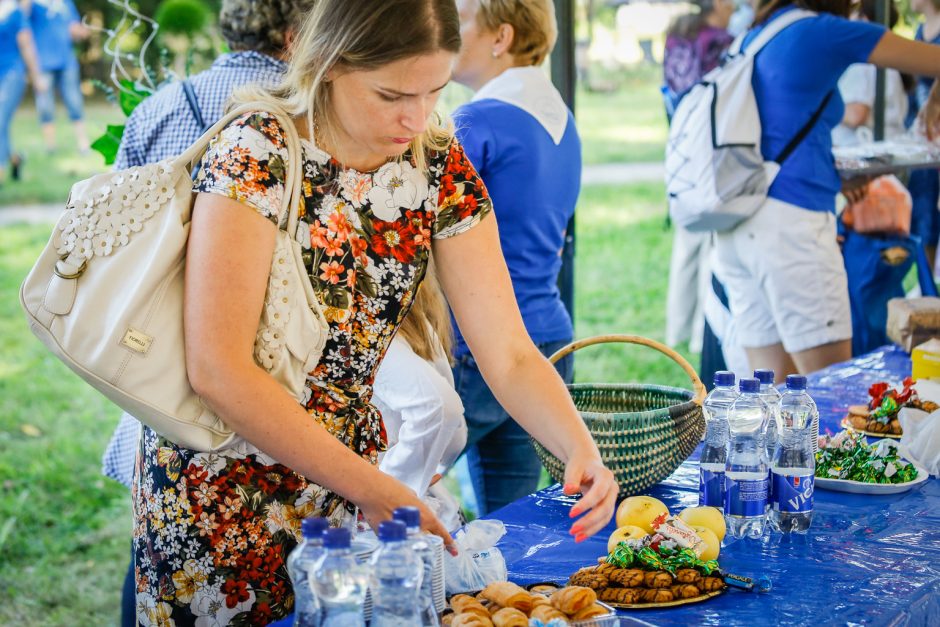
[714,197,852,354]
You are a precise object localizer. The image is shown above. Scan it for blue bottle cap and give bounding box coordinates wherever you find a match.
[739,378,760,393]
[713,371,735,387]
[322,527,351,549]
[392,506,421,528]
[753,369,775,384]
[301,516,328,539]
[378,520,408,542]
[786,374,807,391]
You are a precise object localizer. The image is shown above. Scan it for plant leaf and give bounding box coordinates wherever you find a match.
[90,124,125,166]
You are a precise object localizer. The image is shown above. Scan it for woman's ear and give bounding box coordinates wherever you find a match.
[492,23,515,58]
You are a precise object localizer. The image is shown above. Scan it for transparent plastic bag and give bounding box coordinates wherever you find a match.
[443,519,508,594]
[842,174,912,235]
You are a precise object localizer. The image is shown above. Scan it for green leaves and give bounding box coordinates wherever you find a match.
[89,124,126,166]
[90,79,153,165]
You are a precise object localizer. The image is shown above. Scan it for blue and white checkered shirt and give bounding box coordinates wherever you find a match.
[102,50,287,488]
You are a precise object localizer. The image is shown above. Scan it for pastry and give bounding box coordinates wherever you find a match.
[530,595,551,608]
[698,576,726,592]
[594,562,619,576]
[570,603,610,620]
[609,567,645,588]
[491,607,528,627]
[528,583,559,595]
[549,585,596,614]
[849,414,869,430]
[480,581,533,613]
[675,568,702,585]
[644,570,674,588]
[451,614,494,627]
[529,604,569,623]
[567,570,609,590]
[640,588,674,603]
[670,584,701,599]
[451,595,490,618]
[442,612,454,626]
[599,587,643,604]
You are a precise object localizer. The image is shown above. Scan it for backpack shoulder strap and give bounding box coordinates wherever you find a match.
[739,9,817,57]
[775,90,834,164]
[180,79,208,135]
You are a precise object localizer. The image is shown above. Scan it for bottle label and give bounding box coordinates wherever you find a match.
[699,469,725,507]
[767,469,774,503]
[773,473,814,513]
[724,476,768,517]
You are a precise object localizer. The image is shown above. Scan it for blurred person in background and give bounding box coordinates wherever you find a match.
[663,0,734,355]
[101,1,314,624]
[451,0,580,515]
[0,0,46,186]
[907,0,940,271]
[24,0,90,154]
[713,0,940,379]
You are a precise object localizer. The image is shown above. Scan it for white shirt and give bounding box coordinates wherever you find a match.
[471,66,569,145]
[832,63,909,147]
[373,332,467,531]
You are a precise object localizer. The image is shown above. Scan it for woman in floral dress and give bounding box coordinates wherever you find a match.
[132,1,618,624]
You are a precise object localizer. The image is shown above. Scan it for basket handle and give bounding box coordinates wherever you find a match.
[548,334,707,405]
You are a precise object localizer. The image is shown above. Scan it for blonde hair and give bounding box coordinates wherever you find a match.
[476,0,558,66]
[233,0,461,174]
[398,263,453,363]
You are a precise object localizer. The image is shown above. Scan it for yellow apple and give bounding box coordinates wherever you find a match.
[691,525,720,561]
[607,525,648,553]
[615,496,670,533]
[678,506,727,542]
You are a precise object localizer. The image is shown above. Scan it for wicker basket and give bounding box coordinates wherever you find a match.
[533,334,706,496]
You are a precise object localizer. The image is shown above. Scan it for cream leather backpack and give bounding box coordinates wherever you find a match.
[19,103,328,451]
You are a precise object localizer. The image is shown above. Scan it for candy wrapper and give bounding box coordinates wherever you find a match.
[650,513,706,556]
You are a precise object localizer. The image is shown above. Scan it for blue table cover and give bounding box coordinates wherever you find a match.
[491,345,940,625]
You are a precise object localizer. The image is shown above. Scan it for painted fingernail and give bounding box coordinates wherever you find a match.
[448,545,459,557]
[569,508,581,518]
[570,524,583,535]
[575,533,587,543]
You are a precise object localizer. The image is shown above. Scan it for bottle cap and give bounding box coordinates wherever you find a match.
[392,506,421,528]
[322,527,352,549]
[378,520,407,542]
[739,378,760,393]
[753,369,775,385]
[713,371,735,387]
[301,517,328,539]
[786,374,807,391]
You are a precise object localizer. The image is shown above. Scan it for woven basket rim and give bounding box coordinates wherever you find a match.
[566,382,697,422]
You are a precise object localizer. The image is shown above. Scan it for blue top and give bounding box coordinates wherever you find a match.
[0,3,26,75]
[744,7,885,212]
[914,23,940,113]
[453,99,580,356]
[28,0,80,72]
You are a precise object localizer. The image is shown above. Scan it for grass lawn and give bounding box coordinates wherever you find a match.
[0,178,692,624]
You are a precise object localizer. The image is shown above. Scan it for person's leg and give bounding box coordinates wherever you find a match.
[60,60,89,153]
[908,169,939,273]
[36,69,59,152]
[0,67,27,184]
[666,226,705,346]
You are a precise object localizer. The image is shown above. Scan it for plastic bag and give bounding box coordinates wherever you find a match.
[842,175,912,235]
[443,519,508,594]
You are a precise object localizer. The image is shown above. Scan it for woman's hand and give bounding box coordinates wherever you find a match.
[841,176,870,206]
[563,452,618,542]
[358,472,458,555]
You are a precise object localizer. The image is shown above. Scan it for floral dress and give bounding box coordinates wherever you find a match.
[132,111,491,626]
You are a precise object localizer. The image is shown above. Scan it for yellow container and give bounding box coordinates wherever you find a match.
[912,338,940,381]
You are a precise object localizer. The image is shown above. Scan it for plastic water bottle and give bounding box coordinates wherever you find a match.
[311,528,369,627]
[770,375,816,534]
[699,371,736,508]
[369,520,423,626]
[288,517,328,627]
[754,369,781,512]
[725,378,769,539]
[392,507,441,626]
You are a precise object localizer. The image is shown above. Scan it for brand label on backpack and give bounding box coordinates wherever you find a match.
[121,327,153,354]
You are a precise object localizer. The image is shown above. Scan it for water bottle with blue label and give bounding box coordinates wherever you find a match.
[770,374,816,534]
[369,520,423,626]
[754,369,781,512]
[699,371,736,507]
[288,517,328,627]
[311,528,369,627]
[725,377,769,539]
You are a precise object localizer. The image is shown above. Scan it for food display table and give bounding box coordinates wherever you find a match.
[490,345,940,625]
[834,140,940,179]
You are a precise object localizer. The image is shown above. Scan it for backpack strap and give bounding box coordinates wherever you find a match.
[181,80,209,134]
[729,8,817,58]
[774,90,834,164]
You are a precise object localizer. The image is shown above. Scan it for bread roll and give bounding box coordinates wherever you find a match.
[550,585,597,615]
[480,581,533,613]
[491,607,528,627]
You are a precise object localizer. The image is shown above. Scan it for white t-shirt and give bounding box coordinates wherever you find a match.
[373,332,466,531]
[832,63,909,147]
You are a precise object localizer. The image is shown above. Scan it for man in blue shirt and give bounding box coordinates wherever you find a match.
[99,1,313,623]
[25,0,90,154]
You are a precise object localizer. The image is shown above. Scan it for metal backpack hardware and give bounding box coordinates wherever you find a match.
[19,103,328,452]
[664,9,831,232]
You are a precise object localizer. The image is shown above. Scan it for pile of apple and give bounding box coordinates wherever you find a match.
[607,496,725,562]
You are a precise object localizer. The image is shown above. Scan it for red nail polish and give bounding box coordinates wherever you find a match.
[569,508,580,518]
[570,524,583,535]
[575,533,587,543]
